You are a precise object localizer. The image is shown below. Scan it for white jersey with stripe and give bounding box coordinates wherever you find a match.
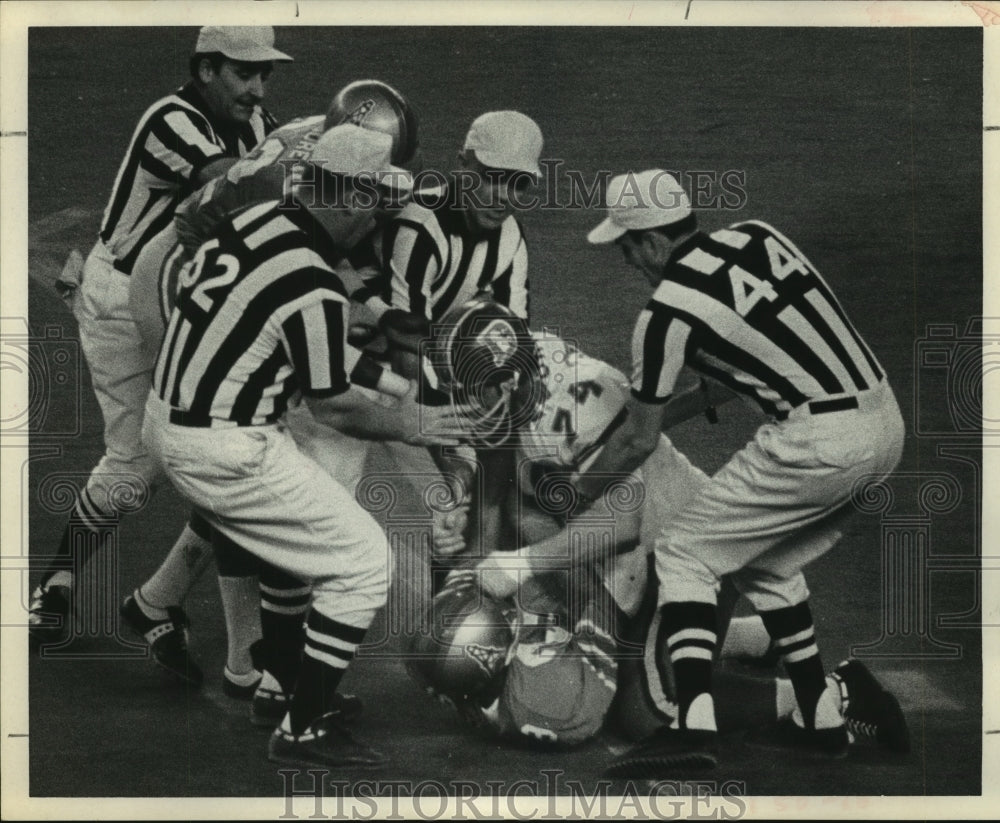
[99,81,272,274]
[631,220,885,419]
[517,332,631,469]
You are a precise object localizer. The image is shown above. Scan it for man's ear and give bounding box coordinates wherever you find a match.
[196,57,215,84]
[644,230,672,265]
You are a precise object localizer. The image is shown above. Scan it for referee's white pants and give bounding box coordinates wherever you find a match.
[142,393,389,627]
[655,382,905,613]
[71,240,161,525]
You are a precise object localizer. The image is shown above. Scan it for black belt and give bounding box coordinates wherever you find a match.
[807,396,859,415]
[169,408,239,428]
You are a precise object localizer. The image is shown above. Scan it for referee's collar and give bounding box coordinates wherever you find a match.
[282,199,349,269]
[661,231,707,276]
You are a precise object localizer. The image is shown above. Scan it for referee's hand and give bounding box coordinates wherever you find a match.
[398,382,474,447]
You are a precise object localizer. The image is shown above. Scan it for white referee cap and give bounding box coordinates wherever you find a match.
[195,26,293,63]
[587,170,692,244]
[464,111,543,178]
[308,124,413,192]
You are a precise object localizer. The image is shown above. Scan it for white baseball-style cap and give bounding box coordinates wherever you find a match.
[195,26,293,63]
[307,124,413,192]
[463,111,543,178]
[587,170,692,244]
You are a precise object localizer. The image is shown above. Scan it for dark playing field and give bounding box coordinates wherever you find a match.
[21,25,984,802]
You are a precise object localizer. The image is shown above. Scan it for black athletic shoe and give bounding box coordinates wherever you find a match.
[28,584,71,645]
[607,727,719,777]
[250,671,291,727]
[832,659,911,754]
[268,712,385,769]
[251,671,364,728]
[222,667,262,700]
[120,595,203,686]
[744,718,850,759]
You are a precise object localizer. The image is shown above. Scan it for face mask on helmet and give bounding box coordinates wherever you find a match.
[428,300,544,448]
[405,573,515,706]
[324,79,421,170]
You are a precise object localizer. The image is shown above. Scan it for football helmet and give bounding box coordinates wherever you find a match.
[406,573,514,705]
[424,299,544,448]
[324,79,421,170]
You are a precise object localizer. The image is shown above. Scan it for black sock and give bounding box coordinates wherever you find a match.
[257,563,309,694]
[213,527,261,577]
[759,601,827,729]
[659,601,717,729]
[288,609,367,735]
[39,503,109,588]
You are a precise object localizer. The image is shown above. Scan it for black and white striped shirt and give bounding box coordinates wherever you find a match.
[631,220,884,419]
[99,81,275,275]
[380,186,529,322]
[153,199,353,426]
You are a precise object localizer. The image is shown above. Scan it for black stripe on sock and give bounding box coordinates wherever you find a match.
[777,635,816,657]
[668,637,717,654]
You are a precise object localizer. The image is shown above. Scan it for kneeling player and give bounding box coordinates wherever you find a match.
[405,300,909,758]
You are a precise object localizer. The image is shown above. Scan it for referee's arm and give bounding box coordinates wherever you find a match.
[572,393,670,505]
[145,108,236,189]
[572,305,689,507]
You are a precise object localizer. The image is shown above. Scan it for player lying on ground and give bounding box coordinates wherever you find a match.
[402,300,909,761]
[120,80,422,698]
[409,572,909,761]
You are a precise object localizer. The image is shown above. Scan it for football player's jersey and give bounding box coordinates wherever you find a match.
[515,332,710,618]
[174,115,325,255]
[517,332,631,470]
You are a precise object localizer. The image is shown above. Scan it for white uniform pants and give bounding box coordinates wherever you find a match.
[72,240,160,519]
[655,382,905,612]
[142,393,389,624]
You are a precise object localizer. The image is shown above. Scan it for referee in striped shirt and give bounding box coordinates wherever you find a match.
[144,124,466,769]
[577,170,904,772]
[371,110,541,378]
[30,27,290,643]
